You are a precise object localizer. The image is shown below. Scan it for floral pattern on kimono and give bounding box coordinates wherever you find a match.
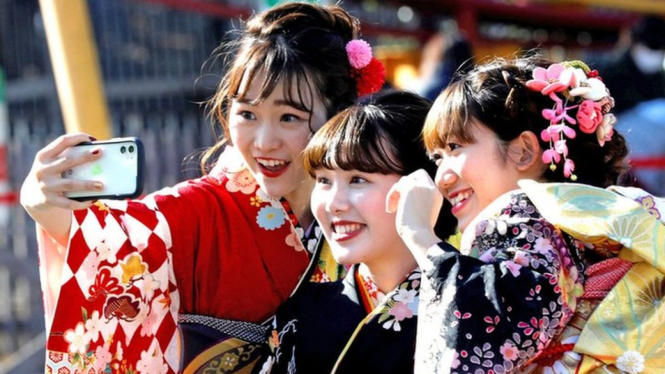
[415,191,584,374]
[41,166,314,374]
[416,181,665,374]
[264,265,420,374]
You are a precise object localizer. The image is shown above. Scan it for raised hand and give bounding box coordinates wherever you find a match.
[20,133,103,244]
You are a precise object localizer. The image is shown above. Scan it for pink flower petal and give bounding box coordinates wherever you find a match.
[526,80,547,92]
[542,109,557,120]
[554,140,568,156]
[546,63,565,79]
[532,67,548,81]
[564,159,575,178]
[542,149,561,164]
[561,125,576,139]
[542,82,567,95]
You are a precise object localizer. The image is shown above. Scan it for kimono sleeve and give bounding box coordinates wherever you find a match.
[415,192,585,374]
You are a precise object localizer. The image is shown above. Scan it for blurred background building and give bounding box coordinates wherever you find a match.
[0,0,664,372]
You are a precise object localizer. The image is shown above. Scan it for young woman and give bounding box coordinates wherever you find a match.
[263,90,456,374]
[389,57,665,373]
[19,3,385,373]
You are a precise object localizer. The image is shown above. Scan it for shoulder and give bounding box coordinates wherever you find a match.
[461,189,544,250]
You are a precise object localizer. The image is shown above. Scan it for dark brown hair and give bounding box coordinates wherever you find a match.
[305,90,457,239]
[423,56,630,188]
[202,2,360,168]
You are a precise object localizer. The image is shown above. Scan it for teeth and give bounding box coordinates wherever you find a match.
[450,191,471,206]
[334,223,362,234]
[257,159,286,167]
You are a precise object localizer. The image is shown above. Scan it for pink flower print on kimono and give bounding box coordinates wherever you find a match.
[375,270,421,331]
[226,168,258,195]
[285,225,306,252]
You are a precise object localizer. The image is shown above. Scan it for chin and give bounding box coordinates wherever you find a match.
[329,249,353,266]
[257,181,290,198]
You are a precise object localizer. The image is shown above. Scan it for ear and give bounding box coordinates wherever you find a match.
[509,131,542,172]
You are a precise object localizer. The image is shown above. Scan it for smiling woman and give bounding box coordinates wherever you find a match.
[390,55,665,373]
[262,90,457,374]
[19,3,387,374]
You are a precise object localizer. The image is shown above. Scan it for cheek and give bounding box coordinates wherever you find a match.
[228,125,248,147]
[310,190,328,222]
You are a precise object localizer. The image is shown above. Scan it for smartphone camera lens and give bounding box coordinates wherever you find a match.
[128,145,135,153]
[121,146,126,154]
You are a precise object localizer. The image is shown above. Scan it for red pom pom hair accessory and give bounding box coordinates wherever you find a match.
[525,61,615,181]
[346,39,386,97]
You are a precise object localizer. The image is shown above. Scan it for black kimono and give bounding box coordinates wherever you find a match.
[261,264,421,374]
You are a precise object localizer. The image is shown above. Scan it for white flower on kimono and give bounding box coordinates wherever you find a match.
[616,350,645,374]
[484,218,507,236]
[534,237,554,255]
[93,343,113,372]
[80,251,100,280]
[96,241,117,264]
[84,310,104,342]
[256,206,286,231]
[141,273,161,300]
[136,339,168,374]
[140,308,160,337]
[394,288,418,304]
[225,169,257,195]
[64,322,90,355]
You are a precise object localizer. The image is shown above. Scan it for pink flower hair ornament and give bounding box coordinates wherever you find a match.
[346,39,386,97]
[525,60,615,181]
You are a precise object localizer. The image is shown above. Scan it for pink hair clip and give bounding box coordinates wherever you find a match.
[346,39,386,97]
[525,60,615,181]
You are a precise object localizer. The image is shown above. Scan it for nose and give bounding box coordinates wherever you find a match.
[434,160,458,194]
[326,184,350,214]
[253,122,281,152]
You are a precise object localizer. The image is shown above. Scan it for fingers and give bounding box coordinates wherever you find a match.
[45,178,103,194]
[37,136,102,178]
[22,134,103,214]
[37,133,95,161]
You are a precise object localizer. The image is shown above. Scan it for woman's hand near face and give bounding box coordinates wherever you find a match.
[386,169,443,268]
[20,133,102,246]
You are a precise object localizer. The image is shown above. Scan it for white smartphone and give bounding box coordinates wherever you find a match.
[62,137,144,201]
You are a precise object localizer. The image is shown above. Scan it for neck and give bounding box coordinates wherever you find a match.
[284,177,315,229]
[361,246,417,294]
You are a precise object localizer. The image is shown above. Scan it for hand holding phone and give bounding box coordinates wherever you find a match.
[62,137,144,201]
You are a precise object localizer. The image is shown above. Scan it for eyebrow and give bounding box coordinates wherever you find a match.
[234,97,309,112]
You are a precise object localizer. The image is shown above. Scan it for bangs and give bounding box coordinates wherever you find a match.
[304,107,402,176]
[422,80,476,151]
[230,39,318,113]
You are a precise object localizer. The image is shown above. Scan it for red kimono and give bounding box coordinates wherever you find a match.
[40,166,319,374]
